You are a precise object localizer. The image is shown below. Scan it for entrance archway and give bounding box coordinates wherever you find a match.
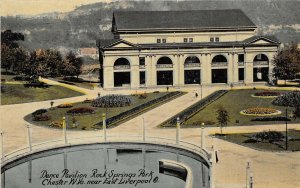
[113,58,131,87]
[253,54,269,82]
[211,55,228,83]
[184,56,201,84]
[157,57,173,85]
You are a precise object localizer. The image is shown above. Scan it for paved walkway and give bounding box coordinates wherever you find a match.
[1,81,300,188]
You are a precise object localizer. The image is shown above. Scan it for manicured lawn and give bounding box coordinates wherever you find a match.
[53,77,97,89]
[216,130,300,151]
[1,84,84,105]
[184,89,300,127]
[24,92,184,130]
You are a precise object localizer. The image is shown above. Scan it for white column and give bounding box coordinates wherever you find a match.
[245,52,254,84]
[142,117,146,142]
[179,55,185,86]
[174,54,180,86]
[233,53,239,83]
[202,54,212,85]
[176,117,180,145]
[228,53,234,84]
[63,117,67,144]
[27,124,32,152]
[104,67,114,89]
[145,56,152,87]
[102,113,107,142]
[151,56,157,86]
[130,56,140,89]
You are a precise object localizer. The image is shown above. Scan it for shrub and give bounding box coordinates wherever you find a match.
[49,121,62,128]
[67,107,95,115]
[153,91,160,93]
[1,86,6,93]
[252,130,284,142]
[91,95,132,108]
[33,114,51,121]
[242,107,278,115]
[254,91,281,97]
[83,99,93,103]
[138,93,148,99]
[272,91,300,107]
[32,109,47,117]
[251,116,291,121]
[24,82,50,88]
[57,103,73,108]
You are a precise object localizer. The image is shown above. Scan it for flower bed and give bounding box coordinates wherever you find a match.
[240,107,281,116]
[57,103,73,108]
[251,116,290,121]
[67,107,95,115]
[92,95,132,108]
[252,91,281,98]
[33,114,51,121]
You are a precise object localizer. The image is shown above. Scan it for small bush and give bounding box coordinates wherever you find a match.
[33,114,51,121]
[153,91,160,93]
[252,130,284,142]
[83,99,93,103]
[32,109,47,117]
[49,121,62,128]
[57,103,73,108]
[67,107,95,115]
[138,93,148,99]
[251,116,291,121]
[1,86,6,93]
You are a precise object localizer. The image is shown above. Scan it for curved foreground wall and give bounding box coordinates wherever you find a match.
[1,142,211,188]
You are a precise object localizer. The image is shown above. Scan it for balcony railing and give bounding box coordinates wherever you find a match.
[238,62,244,66]
[184,63,201,68]
[139,65,145,69]
[114,65,130,70]
[211,62,228,67]
[156,64,173,68]
[254,61,269,66]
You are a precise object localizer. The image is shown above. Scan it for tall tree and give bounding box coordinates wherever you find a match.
[1,30,24,48]
[62,51,83,78]
[272,43,300,85]
[216,106,230,135]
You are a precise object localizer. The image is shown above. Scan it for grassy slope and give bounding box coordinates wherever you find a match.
[218,130,300,151]
[1,84,84,105]
[184,89,300,127]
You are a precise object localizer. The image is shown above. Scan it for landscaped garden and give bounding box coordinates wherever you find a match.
[216,129,300,151]
[24,91,184,130]
[161,89,300,127]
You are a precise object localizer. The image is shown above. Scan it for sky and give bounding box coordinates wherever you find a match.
[0,0,112,16]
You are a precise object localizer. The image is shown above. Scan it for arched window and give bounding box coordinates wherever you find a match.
[185,56,200,64]
[253,54,269,62]
[114,58,130,66]
[157,57,172,65]
[212,55,227,63]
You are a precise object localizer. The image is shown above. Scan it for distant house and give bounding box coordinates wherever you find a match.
[77,48,98,59]
[97,9,280,89]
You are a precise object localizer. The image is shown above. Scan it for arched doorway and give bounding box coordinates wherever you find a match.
[184,56,201,84]
[113,58,131,87]
[211,55,228,83]
[253,54,269,82]
[156,57,173,85]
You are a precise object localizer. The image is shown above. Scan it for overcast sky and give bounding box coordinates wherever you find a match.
[1,0,112,16]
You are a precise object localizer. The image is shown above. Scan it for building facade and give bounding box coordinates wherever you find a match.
[97,10,280,89]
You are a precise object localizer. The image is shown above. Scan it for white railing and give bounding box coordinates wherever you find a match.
[184,63,201,68]
[211,62,228,67]
[156,64,173,68]
[1,119,211,166]
[238,62,244,66]
[139,65,146,69]
[114,65,130,70]
[253,61,269,66]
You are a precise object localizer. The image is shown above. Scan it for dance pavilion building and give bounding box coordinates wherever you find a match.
[96,9,280,89]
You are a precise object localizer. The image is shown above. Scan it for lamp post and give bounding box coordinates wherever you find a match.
[201,123,205,149]
[200,84,203,99]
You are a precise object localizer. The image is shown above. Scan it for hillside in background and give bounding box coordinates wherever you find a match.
[1,0,300,52]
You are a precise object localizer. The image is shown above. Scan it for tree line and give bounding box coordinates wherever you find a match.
[1,30,83,80]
